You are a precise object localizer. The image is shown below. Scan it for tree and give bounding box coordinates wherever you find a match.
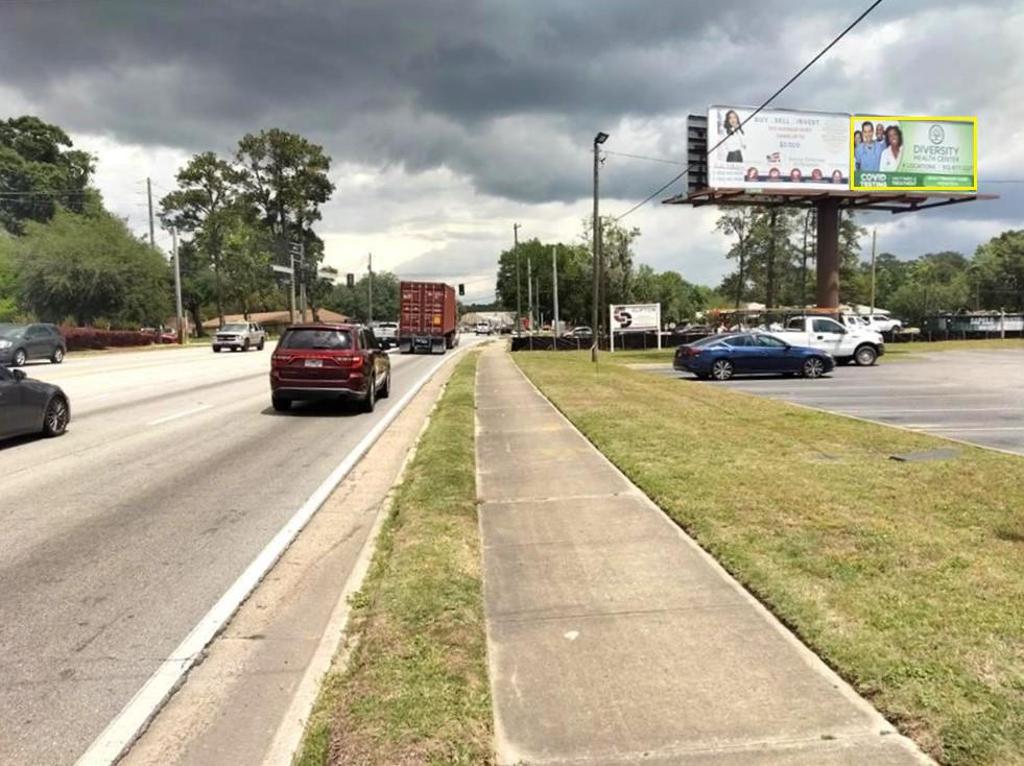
[159,152,244,326]
[327,270,400,322]
[496,238,594,326]
[218,208,277,319]
[716,210,755,308]
[14,209,170,326]
[175,239,216,336]
[0,116,97,235]
[973,230,1024,311]
[0,234,19,321]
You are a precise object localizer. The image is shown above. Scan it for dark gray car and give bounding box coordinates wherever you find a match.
[0,365,70,439]
[0,323,67,366]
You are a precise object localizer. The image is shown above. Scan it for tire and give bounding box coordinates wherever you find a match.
[243,339,251,352]
[42,396,69,437]
[710,359,734,381]
[802,356,826,379]
[379,370,391,399]
[51,347,65,364]
[12,348,27,366]
[257,338,265,351]
[272,395,291,412]
[854,344,878,366]
[362,377,376,413]
[213,346,222,353]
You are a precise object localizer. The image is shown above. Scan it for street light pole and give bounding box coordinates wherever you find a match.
[591,131,608,362]
[552,244,560,341]
[870,228,877,317]
[513,223,522,335]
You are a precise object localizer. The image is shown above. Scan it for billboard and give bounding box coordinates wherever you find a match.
[850,116,977,191]
[707,106,850,191]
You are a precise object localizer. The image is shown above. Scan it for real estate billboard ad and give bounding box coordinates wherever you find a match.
[850,116,977,191]
[707,106,850,191]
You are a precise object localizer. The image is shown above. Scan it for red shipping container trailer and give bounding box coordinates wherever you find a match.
[398,281,458,354]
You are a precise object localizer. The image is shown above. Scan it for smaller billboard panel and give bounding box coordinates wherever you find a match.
[610,303,660,332]
[850,116,976,191]
[707,106,851,191]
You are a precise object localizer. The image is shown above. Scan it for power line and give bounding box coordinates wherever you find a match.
[604,150,684,166]
[613,0,885,222]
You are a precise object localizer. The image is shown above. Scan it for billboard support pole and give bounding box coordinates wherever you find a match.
[815,198,841,309]
[609,304,615,353]
[657,303,662,350]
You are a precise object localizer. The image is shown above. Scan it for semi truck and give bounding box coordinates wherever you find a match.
[398,281,458,354]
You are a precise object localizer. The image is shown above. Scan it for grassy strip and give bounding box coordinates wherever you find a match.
[515,351,1024,766]
[296,352,492,766]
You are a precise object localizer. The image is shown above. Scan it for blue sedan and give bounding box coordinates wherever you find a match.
[673,332,834,381]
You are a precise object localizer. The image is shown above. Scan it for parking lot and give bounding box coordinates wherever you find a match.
[659,348,1024,456]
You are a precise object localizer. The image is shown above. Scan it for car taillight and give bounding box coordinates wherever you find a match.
[337,354,364,369]
[272,354,291,368]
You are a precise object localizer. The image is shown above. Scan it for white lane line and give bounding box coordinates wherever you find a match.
[74,346,468,766]
[837,407,1020,415]
[146,404,213,427]
[924,426,1024,432]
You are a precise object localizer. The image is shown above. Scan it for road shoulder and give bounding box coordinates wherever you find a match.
[121,351,464,766]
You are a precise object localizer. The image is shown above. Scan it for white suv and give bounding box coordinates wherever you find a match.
[863,314,903,333]
[213,322,266,352]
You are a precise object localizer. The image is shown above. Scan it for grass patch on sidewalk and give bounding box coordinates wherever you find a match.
[515,351,1024,766]
[296,352,492,766]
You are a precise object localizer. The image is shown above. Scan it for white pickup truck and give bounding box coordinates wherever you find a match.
[774,316,885,366]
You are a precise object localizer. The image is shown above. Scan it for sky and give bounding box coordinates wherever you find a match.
[1,0,1021,304]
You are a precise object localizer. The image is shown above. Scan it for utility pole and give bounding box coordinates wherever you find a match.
[591,132,608,362]
[552,244,560,341]
[288,242,297,324]
[870,228,877,316]
[367,252,373,325]
[171,227,185,345]
[146,177,156,249]
[298,239,307,322]
[526,252,534,350]
[513,223,522,335]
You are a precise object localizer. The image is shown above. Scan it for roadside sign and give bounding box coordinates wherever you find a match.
[609,303,661,352]
[271,264,293,275]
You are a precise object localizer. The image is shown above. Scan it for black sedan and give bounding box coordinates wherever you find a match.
[0,365,70,440]
[673,332,835,381]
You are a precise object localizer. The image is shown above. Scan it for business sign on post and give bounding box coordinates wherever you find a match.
[707,106,850,191]
[609,303,661,352]
[850,116,977,191]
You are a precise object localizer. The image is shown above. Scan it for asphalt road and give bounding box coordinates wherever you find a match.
[0,340,477,765]
[657,348,1024,455]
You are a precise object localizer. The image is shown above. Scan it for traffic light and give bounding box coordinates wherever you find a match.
[458,283,465,296]
[346,273,355,288]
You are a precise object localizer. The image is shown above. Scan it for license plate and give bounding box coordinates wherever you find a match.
[304,359,323,368]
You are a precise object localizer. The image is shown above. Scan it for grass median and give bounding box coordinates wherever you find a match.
[296,351,492,766]
[515,350,1024,766]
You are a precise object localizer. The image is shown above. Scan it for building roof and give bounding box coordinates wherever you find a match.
[202,309,349,329]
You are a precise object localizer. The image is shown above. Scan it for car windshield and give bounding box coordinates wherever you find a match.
[220,323,248,332]
[0,325,25,339]
[280,328,353,350]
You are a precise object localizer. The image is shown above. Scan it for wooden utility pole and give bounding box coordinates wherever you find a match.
[146,177,155,249]
[552,244,560,340]
[171,227,184,344]
[513,223,522,335]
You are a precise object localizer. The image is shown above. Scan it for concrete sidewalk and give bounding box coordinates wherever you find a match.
[475,347,930,766]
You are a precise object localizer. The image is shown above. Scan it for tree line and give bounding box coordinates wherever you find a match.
[494,218,718,328]
[0,115,340,332]
[715,207,1024,325]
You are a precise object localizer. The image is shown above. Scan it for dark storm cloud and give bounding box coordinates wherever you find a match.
[0,0,1015,213]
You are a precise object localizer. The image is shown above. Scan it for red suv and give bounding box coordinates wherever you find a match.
[270,323,391,413]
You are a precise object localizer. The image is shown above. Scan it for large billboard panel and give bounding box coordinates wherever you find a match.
[707,106,850,191]
[850,116,977,191]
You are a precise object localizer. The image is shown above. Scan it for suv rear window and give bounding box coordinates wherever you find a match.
[280,328,353,350]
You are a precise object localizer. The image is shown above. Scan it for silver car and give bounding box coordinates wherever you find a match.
[213,322,266,352]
